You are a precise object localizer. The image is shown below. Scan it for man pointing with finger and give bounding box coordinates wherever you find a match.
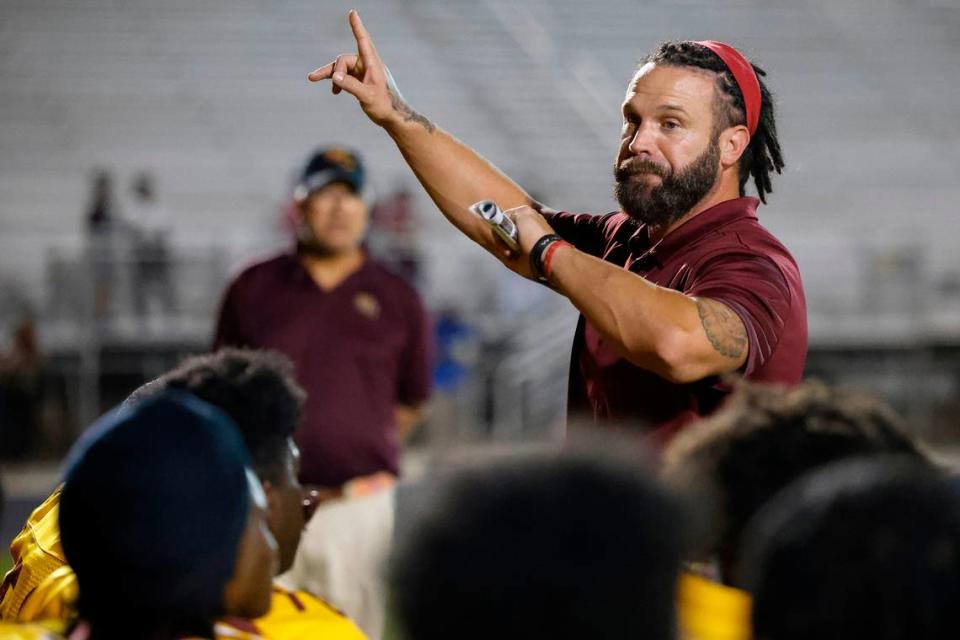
[310,12,807,441]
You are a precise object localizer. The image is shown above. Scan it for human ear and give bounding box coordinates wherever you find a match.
[261,480,283,527]
[720,125,751,168]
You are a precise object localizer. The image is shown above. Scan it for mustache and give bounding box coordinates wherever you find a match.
[615,158,669,181]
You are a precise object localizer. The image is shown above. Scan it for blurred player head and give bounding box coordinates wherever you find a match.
[126,348,309,574]
[661,381,929,585]
[293,147,369,257]
[741,457,960,640]
[614,41,783,228]
[59,392,276,638]
[391,453,684,640]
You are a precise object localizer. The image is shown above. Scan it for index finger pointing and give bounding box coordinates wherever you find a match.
[348,10,380,65]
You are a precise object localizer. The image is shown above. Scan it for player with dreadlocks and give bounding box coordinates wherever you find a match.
[309,12,807,442]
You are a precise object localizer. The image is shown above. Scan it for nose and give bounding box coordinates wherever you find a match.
[627,122,658,159]
[329,191,348,214]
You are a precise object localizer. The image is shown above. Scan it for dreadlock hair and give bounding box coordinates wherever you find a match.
[642,41,784,203]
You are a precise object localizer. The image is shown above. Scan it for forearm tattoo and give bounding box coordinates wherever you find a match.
[696,298,747,359]
[389,89,435,134]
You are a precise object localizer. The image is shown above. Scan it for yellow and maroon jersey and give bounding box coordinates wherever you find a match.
[216,587,367,640]
[0,620,65,640]
[677,572,751,640]
[0,488,76,624]
[1,491,366,640]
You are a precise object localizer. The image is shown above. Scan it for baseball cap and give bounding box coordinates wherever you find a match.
[293,147,365,202]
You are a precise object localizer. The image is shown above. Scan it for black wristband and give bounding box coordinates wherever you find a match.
[530,234,564,283]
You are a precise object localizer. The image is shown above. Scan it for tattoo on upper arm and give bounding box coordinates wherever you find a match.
[696,298,747,359]
[389,89,436,134]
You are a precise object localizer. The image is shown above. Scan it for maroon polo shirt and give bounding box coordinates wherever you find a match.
[214,253,432,487]
[545,197,807,441]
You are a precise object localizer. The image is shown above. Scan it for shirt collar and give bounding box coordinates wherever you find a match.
[288,249,373,288]
[629,197,759,266]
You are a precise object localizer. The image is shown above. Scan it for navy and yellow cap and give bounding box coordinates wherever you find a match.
[293,147,365,202]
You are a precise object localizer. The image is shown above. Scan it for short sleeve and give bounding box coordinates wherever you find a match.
[396,289,433,407]
[685,252,795,376]
[542,211,616,258]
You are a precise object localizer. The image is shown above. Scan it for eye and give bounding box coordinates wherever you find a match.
[662,120,681,130]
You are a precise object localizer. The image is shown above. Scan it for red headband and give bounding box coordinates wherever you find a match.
[695,40,761,136]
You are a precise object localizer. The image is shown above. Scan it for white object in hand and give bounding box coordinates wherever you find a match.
[470,200,519,251]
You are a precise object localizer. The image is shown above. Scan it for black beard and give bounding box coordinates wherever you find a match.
[613,139,720,228]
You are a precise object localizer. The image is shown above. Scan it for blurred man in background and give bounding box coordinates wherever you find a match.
[127,171,175,321]
[214,147,432,495]
[84,168,119,320]
[310,13,806,442]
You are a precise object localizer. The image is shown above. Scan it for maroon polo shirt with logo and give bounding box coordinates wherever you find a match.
[545,197,807,441]
[214,253,432,487]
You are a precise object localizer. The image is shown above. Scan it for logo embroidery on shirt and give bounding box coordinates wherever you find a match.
[354,292,381,319]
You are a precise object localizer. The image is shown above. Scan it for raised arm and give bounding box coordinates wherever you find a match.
[308,10,541,259]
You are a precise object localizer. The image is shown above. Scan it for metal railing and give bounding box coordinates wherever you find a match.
[42,238,229,426]
[486,307,579,441]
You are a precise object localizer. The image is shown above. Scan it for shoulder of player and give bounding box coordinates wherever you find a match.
[268,586,342,614]
[0,621,67,640]
[251,587,366,637]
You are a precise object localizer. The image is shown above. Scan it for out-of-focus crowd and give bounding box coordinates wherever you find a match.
[0,347,954,640]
